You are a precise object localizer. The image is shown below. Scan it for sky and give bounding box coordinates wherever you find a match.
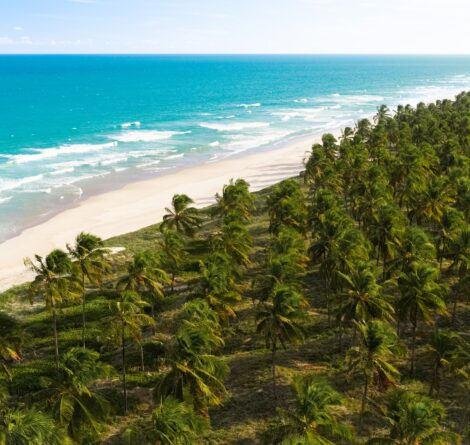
[1,0,470,54]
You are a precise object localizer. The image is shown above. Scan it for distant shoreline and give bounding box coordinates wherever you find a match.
[0,130,329,291]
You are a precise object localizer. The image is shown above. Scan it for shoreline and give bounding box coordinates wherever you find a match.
[0,131,323,291]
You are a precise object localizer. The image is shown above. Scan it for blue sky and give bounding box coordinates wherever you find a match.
[1,0,469,54]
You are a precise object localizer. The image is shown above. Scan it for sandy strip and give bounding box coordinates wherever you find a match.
[0,134,319,291]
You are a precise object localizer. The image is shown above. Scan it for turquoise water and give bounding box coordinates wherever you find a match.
[1,55,470,241]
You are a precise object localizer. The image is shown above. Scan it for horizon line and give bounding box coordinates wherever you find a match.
[1,52,470,57]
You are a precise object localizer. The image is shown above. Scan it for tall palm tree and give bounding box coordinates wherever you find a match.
[347,320,403,421]
[156,299,229,415]
[198,252,241,322]
[117,250,170,329]
[397,262,448,376]
[367,389,461,444]
[43,347,112,442]
[215,178,254,222]
[339,262,395,326]
[0,312,23,378]
[160,194,203,237]
[157,229,186,293]
[67,232,110,348]
[426,328,469,397]
[0,407,72,445]
[107,291,154,413]
[25,249,79,369]
[272,376,354,444]
[256,285,307,397]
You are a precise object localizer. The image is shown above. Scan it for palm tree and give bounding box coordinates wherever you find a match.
[272,376,354,444]
[25,249,79,368]
[160,194,203,237]
[147,397,208,444]
[198,252,241,322]
[256,285,307,397]
[67,232,110,348]
[0,312,23,378]
[43,347,112,442]
[388,226,436,276]
[426,328,469,397]
[117,250,170,329]
[435,207,463,270]
[339,262,395,326]
[215,178,254,222]
[347,320,403,421]
[158,229,186,293]
[0,407,72,445]
[367,389,461,444]
[156,299,229,415]
[397,262,448,376]
[267,179,307,235]
[367,203,405,274]
[107,291,154,413]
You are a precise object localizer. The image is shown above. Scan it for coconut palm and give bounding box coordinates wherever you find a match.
[367,389,461,444]
[426,328,469,397]
[0,407,72,445]
[339,262,395,325]
[0,312,23,378]
[267,179,307,235]
[160,194,203,237]
[347,320,403,420]
[67,232,110,348]
[256,285,307,397]
[157,229,186,292]
[215,178,254,222]
[41,347,112,442]
[198,252,241,322]
[25,249,80,368]
[107,291,154,413]
[156,299,229,415]
[397,262,448,376]
[148,397,208,444]
[117,250,170,329]
[388,227,436,276]
[272,376,354,444]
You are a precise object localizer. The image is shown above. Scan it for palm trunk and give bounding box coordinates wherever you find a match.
[140,343,145,372]
[81,274,86,348]
[360,373,369,426]
[171,273,176,294]
[150,302,156,335]
[452,289,459,325]
[52,303,60,369]
[271,339,277,401]
[429,361,440,397]
[410,314,417,377]
[121,321,128,415]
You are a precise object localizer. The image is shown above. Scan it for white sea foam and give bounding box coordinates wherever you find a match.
[49,167,75,176]
[164,153,184,160]
[111,130,190,142]
[0,174,44,192]
[0,196,12,204]
[238,103,261,108]
[7,142,118,164]
[200,122,270,132]
[209,141,220,147]
[120,121,141,128]
[294,98,308,103]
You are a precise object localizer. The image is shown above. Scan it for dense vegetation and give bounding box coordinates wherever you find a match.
[1,92,470,444]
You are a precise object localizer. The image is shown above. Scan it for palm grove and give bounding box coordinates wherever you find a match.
[1,92,470,444]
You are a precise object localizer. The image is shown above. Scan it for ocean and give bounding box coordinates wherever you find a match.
[1,55,470,242]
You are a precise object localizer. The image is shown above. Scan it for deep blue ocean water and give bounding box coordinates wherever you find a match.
[1,55,470,241]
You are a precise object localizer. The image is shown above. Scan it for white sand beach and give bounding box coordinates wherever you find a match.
[0,133,321,291]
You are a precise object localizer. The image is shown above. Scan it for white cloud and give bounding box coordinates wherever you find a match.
[13,26,23,32]
[0,37,13,45]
